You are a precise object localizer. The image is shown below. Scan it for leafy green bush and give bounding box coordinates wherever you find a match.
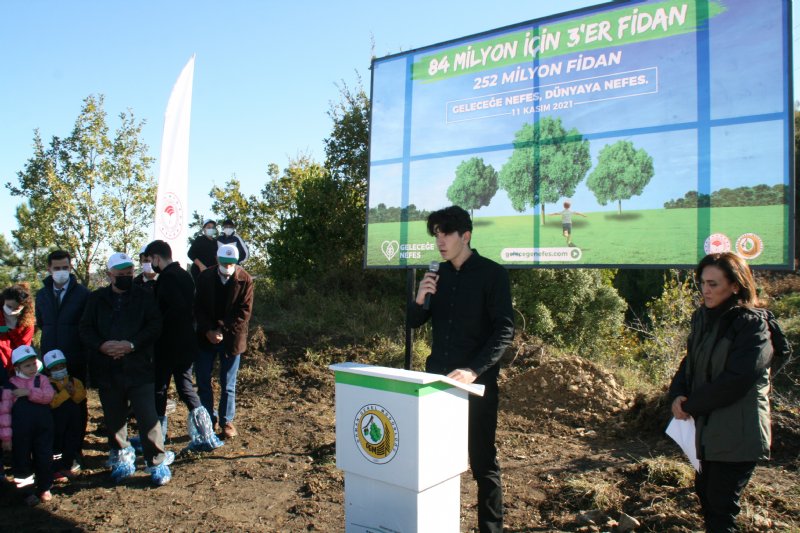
[252,271,406,348]
[637,272,696,384]
[771,293,800,320]
[510,268,626,356]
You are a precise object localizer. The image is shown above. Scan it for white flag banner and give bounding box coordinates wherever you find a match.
[154,55,195,266]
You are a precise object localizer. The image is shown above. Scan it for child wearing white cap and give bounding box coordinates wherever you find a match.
[43,349,85,483]
[0,345,55,505]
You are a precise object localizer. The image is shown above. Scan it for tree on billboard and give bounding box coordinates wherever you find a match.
[7,95,155,284]
[499,118,591,223]
[446,157,498,217]
[586,140,654,215]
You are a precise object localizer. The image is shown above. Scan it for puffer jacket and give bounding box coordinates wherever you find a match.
[0,374,55,442]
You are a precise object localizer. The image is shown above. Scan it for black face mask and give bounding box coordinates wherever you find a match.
[113,275,133,291]
[151,260,162,274]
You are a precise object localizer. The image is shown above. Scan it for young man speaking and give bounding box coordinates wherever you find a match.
[409,205,515,533]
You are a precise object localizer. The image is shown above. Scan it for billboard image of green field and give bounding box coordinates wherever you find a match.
[366,0,794,268]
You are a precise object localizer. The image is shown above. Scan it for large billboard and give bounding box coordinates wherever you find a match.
[366,0,794,269]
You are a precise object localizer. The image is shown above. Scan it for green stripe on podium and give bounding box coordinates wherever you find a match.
[335,372,454,397]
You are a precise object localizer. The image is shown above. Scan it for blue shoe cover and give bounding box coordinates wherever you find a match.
[107,446,136,467]
[111,461,136,483]
[150,463,172,486]
[145,450,175,473]
[186,406,224,452]
[108,446,136,483]
[187,433,225,452]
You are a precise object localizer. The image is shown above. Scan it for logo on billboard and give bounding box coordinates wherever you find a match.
[735,233,763,260]
[704,233,731,254]
[381,241,399,261]
[157,192,184,240]
[353,404,398,464]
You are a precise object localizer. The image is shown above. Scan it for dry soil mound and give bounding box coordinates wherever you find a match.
[502,355,631,427]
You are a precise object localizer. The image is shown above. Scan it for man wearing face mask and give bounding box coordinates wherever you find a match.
[133,245,158,292]
[187,219,219,280]
[144,240,223,452]
[193,244,254,439]
[79,252,174,485]
[35,250,90,466]
[216,219,249,264]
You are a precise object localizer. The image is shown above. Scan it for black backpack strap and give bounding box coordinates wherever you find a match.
[763,309,793,376]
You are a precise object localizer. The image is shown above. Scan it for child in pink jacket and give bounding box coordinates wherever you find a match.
[0,345,55,506]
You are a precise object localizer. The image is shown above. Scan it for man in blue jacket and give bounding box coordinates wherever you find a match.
[36,250,90,384]
[35,249,90,464]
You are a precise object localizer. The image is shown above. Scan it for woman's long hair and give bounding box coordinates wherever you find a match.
[1,282,35,328]
[696,252,761,308]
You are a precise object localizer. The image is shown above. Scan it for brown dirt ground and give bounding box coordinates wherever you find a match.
[2,339,798,532]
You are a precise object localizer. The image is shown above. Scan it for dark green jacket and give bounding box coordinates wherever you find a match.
[669,305,772,462]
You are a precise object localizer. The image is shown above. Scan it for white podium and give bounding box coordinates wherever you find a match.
[330,362,484,533]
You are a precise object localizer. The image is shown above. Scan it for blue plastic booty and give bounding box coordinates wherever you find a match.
[186,406,224,452]
[108,446,136,483]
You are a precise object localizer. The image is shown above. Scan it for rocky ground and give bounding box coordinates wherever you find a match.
[1,336,798,532]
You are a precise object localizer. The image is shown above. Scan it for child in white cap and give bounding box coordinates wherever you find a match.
[0,345,55,505]
[43,349,85,483]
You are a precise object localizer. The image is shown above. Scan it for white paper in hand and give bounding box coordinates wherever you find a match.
[665,417,701,472]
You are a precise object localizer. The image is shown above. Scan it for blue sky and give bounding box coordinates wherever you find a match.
[0,0,797,249]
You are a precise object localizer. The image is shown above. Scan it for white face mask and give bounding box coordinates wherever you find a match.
[205,228,218,238]
[51,368,68,380]
[222,228,234,237]
[142,263,153,274]
[52,270,70,285]
[4,304,23,316]
[219,264,236,277]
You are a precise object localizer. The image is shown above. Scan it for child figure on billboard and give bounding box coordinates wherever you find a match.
[549,201,587,247]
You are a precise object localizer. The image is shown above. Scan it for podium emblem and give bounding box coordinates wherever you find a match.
[354,404,399,464]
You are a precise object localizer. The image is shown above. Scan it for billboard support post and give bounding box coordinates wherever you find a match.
[404,268,416,370]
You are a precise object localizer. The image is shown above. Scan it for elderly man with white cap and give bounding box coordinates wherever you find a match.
[193,244,254,439]
[79,252,174,485]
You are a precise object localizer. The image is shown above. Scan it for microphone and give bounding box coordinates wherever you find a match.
[423,260,439,310]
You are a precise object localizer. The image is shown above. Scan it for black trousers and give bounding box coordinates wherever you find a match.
[11,398,53,493]
[97,378,166,467]
[65,358,89,452]
[469,379,503,533]
[696,460,757,533]
[154,357,201,417]
[52,400,82,471]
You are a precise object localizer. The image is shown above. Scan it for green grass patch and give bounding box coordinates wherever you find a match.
[366,205,788,266]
